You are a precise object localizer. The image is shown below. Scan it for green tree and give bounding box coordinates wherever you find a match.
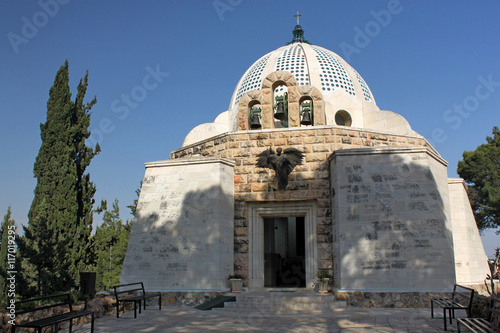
[93,199,132,291]
[19,61,100,296]
[0,207,16,307]
[457,126,500,231]
[126,182,142,218]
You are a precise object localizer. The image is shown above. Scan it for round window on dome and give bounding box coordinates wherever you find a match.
[335,110,352,127]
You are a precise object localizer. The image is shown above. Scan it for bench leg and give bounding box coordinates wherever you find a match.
[144,298,147,310]
[139,300,142,314]
[159,295,162,310]
[116,301,120,318]
[91,312,95,333]
[444,308,447,331]
[134,301,137,318]
[457,320,461,333]
[69,318,73,333]
[431,300,434,318]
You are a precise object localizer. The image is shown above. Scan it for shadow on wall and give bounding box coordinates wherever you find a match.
[121,183,234,291]
[329,148,456,292]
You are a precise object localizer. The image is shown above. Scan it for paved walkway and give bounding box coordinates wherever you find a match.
[73,305,466,332]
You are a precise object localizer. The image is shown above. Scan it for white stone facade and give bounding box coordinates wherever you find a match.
[121,158,235,291]
[121,37,490,294]
[449,178,490,284]
[330,147,456,291]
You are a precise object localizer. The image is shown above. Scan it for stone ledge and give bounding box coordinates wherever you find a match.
[145,157,236,168]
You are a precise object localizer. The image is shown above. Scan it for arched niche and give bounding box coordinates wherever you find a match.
[261,71,300,128]
[298,85,325,126]
[299,96,313,127]
[248,100,262,130]
[272,81,288,128]
[237,90,265,131]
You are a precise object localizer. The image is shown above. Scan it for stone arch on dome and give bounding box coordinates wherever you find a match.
[237,90,265,131]
[297,85,325,126]
[237,70,327,130]
[262,71,299,128]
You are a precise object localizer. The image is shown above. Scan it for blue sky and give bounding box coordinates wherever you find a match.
[1,1,499,256]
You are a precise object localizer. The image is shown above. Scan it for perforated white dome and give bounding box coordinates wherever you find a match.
[182,38,418,147]
[228,43,376,111]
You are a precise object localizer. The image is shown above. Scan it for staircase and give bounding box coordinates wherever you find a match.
[210,290,347,315]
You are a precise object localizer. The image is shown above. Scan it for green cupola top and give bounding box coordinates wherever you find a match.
[288,11,309,44]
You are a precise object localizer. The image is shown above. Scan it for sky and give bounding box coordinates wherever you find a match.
[1,1,499,256]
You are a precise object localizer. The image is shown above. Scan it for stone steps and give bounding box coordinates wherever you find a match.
[212,292,347,315]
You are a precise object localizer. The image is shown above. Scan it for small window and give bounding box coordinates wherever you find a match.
[335,110,352,127]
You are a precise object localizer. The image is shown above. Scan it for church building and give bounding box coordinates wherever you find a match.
[121,19,489,295]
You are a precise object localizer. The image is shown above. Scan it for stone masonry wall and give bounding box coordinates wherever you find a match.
[170,127,428,280]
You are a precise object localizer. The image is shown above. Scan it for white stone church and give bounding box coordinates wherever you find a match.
[121,21,489,295]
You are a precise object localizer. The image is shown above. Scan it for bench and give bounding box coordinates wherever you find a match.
[431,284,475,331]
[12,293,94,333]
[113,282,161,318]
[457,297,500,332]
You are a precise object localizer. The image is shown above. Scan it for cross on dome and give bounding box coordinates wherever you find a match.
[294,11,302,25]
[288,11,309,44]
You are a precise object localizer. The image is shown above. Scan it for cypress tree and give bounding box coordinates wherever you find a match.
[20,61,100,295]
[0,207,16,307]
[69,67,99,279]
[93,199,132,291]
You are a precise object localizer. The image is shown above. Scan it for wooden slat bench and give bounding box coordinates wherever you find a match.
[431,284,475,331]
[12,293,94,333]
[113,282,161,318]
[457,297,500,332]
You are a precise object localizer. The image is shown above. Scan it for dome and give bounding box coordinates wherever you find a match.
[182,27,417,147]
[228,42,376,112]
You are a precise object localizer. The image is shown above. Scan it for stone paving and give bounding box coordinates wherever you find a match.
[72,305,467,332]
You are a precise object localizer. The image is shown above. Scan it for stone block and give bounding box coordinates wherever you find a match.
[256,139,274,147]
[235,184,251,192]
[312,144,331,152]
[251,183,268,192]
[288,137,303,145]
[325,136,340,143]
[303,136,325,144]
[234,227,248,237]
[249,132,269,140]
[234,175,246,184]
[272,138,288,146]
[306,153,327,162]
[316,128,333,136]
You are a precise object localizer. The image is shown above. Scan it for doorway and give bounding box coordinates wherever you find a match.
[264,217,306,288]
[247,202,317,289]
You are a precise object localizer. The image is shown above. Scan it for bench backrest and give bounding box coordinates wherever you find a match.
[113,282,146,300]
[15,293,73,315]
[452,284,475,310]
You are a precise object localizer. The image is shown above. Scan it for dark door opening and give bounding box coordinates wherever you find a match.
[264,216,305,288]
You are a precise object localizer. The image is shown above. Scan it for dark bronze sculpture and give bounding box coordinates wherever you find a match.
[256,147,304,190]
